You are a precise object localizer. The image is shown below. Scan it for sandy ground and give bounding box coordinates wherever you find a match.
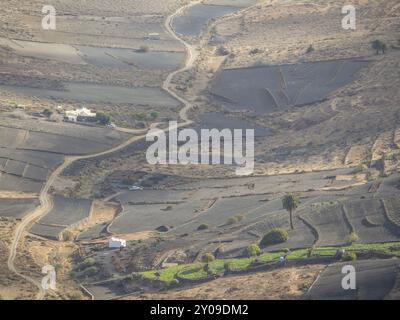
[215,0,400,67]
[0,191,38,199]
[125,264,325,300]
[88,201,118,225]
[3,0,399,186]
[14,233,84,300]
[168,0,400,177]
[0,219,37,299]
[76,200,155,242]
[1,0,399,300]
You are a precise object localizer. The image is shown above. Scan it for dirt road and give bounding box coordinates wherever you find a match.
[163,0,201,124]
[6,0,200,300]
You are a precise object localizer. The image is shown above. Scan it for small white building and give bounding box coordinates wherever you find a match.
[65,107,97,122]
[108,237,126,249]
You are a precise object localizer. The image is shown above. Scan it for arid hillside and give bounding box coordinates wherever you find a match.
[179,0,400,175]
[0,0,399,301]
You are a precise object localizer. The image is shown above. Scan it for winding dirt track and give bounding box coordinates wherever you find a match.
[163,0,201,124]
[6,0,200,300]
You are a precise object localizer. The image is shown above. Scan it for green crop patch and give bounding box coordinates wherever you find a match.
[138,242,400,285]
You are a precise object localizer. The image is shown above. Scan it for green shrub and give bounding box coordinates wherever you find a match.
[348,232,360,244]
[227,217,238,225]
[306,45,314,53]
[307,245,316,257]
[150,112,158,120]
[234,214,244,222]
[138,45,149,53]
[68,291,84,300]
[169,279,180,286]
[62,230,74,241]
[216,46,229,56]
[341,252,357,261]
[96,112,112,125]
[78,258,96,271]
[384,152,397,161]
[197,224,209,231]
[351,164,368,174]
[249,48,263,55]
[201,252,215,263]
[54,264,63,273]
[135,113,147,120]
[260,228,289,247]
[371,40,387,54]
[42,108,53,117]
[347,231,360,245]
[227,214,244,225]
[224,261,233,272]
[83,266,98,277]
[245,244,261,257]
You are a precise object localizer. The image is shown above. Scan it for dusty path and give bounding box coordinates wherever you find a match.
[6,0,201,300]
[163,0,201,124]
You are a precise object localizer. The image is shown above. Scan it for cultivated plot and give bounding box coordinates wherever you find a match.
[303,204,351,247]
[306,259,400,300]
[0,198,39,219]
[37,196,93,227]
[76,46,185,70]
[344,198,400,243]
[0,37,85,64]
[210,60,369,115]
[30,196,93,240]
[117,189,190,205]
[173,4,243,38]
[109,200,209,234]
[29,223,66,240]
[0,83,180,107]
[0,173,43,193]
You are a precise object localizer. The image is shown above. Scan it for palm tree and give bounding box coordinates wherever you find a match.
[371,40,386,55]
[282,194,300,230]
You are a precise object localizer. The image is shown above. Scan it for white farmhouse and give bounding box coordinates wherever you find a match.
[64,107,97,123]
[108,237,126,249]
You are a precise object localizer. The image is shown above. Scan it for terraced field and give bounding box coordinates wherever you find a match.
[300,196,400,247]
[1,0,399,301]
[110,175,398,247]
[108,200,209,234]
[79,172,400,289]
[81,168,354,240]
[210,59,370,115]
[0,198,39,219]
[0,114,131,292]
[30,196,93,240]
[173,3,244,38]
[306,259,400,300]
[0,116,130,194]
